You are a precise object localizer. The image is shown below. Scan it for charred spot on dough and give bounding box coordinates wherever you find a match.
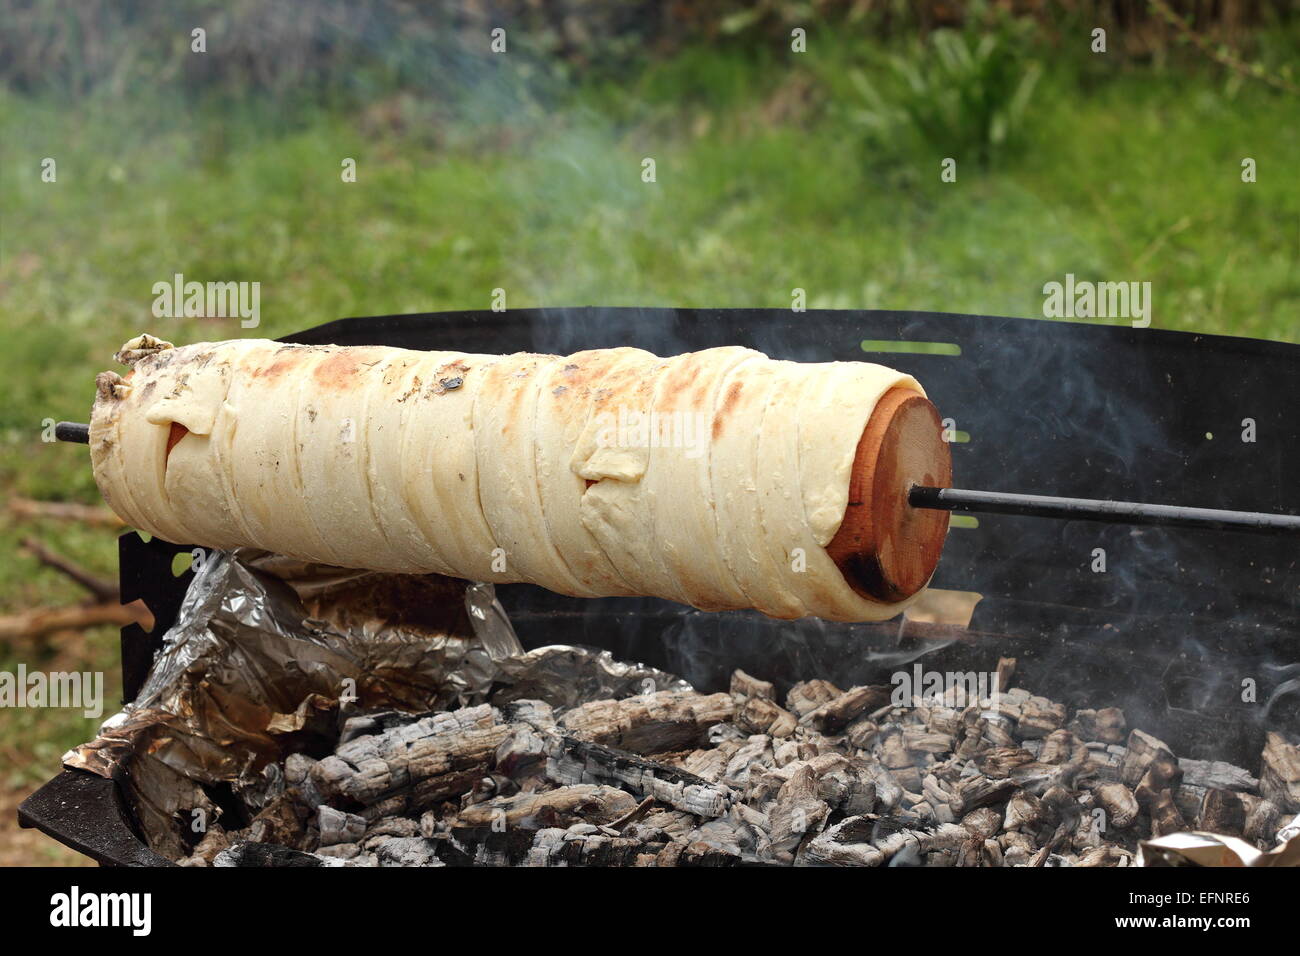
[310,351,371,389]
[712,379,745,440]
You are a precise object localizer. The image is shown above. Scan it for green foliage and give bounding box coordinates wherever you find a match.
[848,12,1043,165]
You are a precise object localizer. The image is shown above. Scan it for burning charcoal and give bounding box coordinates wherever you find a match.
[494,724,549,785]
[311,704,510,811]
[995,657,1017,695]
[541,733,735,817]
[361,816,419,848]
[1178,758,1257,792]
[767,763,831,860]
[1092,783,1138,829]
[902,728,955,755]
[737,696,797,737]
[785,679,842,718]
[801,685,892,734]
[677,740,741,781]
[1076,845,1132,867]
[318,806,367,846]
[375,836,443,867]
[1135,755,1182,809]
[844,717,879,751]
[501,699,555,730]
[1259,731,1300,813]
[723,735,773,787]
[1119,729,1176,787]
[685,818,752,856]
[455,784,637,829]
[961,806,1002,840]
[871,818,968,864]
[954,774,1016,813]
[797,816,885,867]
[1016,696,1067,739]
[1148,789,1185,837]
[774,738,815,767]
[976,747,1035,778]
[1200,788,1247,837]
[729,669,775,701]
[557,690,735,754]
[925,705,963,737]
[1174,784,1206,826]
[819,760,879,816]
[1069,707,1127,745]
[215,842,348,867]
[1039,730,1086,765]
[989,686,1029,723]
[1000,830,1034,866]
[1004,790,1044,831]
[1242,795,1282,847]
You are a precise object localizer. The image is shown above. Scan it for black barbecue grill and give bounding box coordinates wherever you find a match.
[18,307,1300,865]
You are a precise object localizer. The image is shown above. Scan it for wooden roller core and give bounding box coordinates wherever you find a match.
[826,388,952,603]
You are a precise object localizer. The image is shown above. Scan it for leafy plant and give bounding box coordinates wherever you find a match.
[849,12,1043,166]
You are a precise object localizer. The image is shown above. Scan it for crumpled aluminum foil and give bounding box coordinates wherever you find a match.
[1139,815,1300,867]
[64,549,687,858]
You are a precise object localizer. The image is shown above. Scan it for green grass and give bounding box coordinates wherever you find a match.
[1,37,1297,804]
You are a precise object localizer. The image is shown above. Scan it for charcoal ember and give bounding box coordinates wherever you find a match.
[723,735,773,787]
[1200,788,1247,837]
[844,717,879,751]
[676,740,742,781]
[316,843,361,860]
[495,724,549,785]
[1040,730,1086,765]
[375,836,443,867]
[870,817,968,864]
[1119,729,1176,787]
[318,806,367,846]
[454,784,637,829]
[961,806,1002,840]
[1004,790,1044,831]
[1259,731,1300,813]
[1242,795,1282,847]
[1148,789,1185,838]
[954,774,1016,813]
[284,752,325,808]
[1076,845,1132,867]
[501,699,555,731]
[902,728,955,755]
[767,763,831,859]
[1092,785,1133,832]
[1179,758,1258,792]
[1135,755,1183,809]
[557,690,735,754]
[310,704,510,810]
[819,761,879,816]
[995,657,1017,696]
[1017,696,1067,739]
[774,738,816,767]
[977,747,1036,778]
[802,685,892,734]
[1174,783,1206,826]
[636,808,697,842]
[737,696,797,737]
[214,842,348,867]
[1069,708,1127,744]
[361,816,419,849]
[925,706,963,737]
[785,679,843,718]
[685,817,755,856]
[542,733,734,817]
[730,669,775,701]
[797,816,884,867]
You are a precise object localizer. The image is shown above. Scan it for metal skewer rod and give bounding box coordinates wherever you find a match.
[51,422,1299,536]
[55,422,90,444]
[910,485,1300,536]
